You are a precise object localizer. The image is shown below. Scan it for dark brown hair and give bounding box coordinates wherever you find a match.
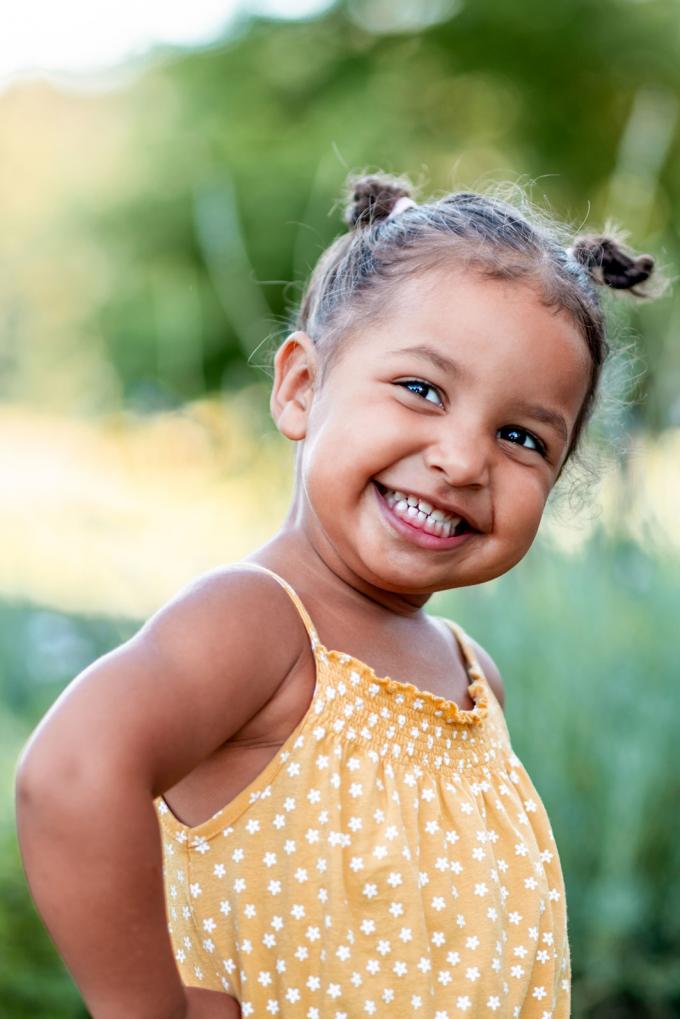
[294,172,660,467]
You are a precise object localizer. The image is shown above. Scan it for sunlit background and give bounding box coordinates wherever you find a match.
[2,2,679,1016]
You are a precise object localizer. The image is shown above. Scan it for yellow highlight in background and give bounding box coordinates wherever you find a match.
[2,397,678,619]
[0,394,293,618]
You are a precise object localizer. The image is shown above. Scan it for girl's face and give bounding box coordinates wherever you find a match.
[274,268,591,595]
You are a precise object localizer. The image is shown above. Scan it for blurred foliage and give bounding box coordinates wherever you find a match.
[0,0,678,423]
[3,533,680,1016]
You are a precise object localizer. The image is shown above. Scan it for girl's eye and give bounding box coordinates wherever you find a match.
[498,425,547,458]
[395,379,444,407]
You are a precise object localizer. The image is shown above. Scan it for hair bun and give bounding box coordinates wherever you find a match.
[343,173,414,229]
[570,234,655,293]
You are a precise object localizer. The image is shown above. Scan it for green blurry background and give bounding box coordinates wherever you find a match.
[2,1,679,1016]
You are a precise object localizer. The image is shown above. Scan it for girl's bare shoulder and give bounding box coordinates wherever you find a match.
[17,564,309,794]
[138,563,308,681]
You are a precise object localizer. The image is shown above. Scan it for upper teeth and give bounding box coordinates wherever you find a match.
[382,487,462,537]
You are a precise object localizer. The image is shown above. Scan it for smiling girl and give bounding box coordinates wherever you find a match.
[16,173,657,1018]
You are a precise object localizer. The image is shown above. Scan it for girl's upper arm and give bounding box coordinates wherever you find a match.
[17,567,308,795]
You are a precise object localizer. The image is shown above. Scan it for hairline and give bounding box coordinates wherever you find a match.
[314,256,597,415]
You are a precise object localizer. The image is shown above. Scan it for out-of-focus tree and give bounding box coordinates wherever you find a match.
[0,0,677,426]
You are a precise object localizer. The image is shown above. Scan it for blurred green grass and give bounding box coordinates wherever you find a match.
[3,531,679,1017]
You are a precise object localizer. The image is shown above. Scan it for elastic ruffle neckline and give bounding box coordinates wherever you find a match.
[319,644,490,727]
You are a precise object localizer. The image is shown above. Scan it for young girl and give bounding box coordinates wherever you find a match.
[16,173,657,1019]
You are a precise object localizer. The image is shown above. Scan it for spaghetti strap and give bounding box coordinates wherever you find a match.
[236,561,321,652]
[439,617,487,684]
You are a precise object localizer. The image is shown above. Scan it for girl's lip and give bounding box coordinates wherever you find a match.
[372,482,476,551]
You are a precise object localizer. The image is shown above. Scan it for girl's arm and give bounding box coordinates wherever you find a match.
[15,567,306,1019]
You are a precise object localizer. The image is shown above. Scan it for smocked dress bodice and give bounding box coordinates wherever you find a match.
[154,563,570,1017]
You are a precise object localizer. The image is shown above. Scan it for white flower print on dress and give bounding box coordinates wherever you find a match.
[155,564,571,1017]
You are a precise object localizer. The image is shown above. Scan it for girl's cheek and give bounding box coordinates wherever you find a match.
[498,479,549,535]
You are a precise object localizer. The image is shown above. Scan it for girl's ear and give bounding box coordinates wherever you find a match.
[270,331,320,440]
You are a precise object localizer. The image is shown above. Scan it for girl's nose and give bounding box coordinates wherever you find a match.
[424,427,491,489]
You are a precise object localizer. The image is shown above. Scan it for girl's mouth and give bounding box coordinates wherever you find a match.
[372,482,477,551]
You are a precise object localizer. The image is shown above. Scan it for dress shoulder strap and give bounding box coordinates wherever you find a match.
[438,617,487,684]
[236,561,321,651]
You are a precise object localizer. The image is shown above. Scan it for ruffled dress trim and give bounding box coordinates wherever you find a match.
[319,638,489,728]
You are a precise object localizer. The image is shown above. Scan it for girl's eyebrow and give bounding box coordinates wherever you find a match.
[387,344,569,445]
[513,402,569,445]
[387,344,463,379]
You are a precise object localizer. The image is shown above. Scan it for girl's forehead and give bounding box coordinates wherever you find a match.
[364,269,583,354]
[385,266,568,331]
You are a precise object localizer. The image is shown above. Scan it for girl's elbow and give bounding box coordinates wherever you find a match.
[15,743,50,813]
[15,738,92,819]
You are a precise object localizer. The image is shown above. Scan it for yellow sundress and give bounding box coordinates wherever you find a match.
[154,563,570,1017]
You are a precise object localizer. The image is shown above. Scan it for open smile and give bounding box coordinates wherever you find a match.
[372,482,478,551]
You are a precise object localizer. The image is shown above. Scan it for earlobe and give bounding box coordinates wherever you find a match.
[270,331,319,441]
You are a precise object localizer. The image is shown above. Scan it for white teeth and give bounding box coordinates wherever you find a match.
[380,484,467,537]
[447,518,461,536]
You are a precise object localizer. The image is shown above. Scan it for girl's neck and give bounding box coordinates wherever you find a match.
[245,527,433,622]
